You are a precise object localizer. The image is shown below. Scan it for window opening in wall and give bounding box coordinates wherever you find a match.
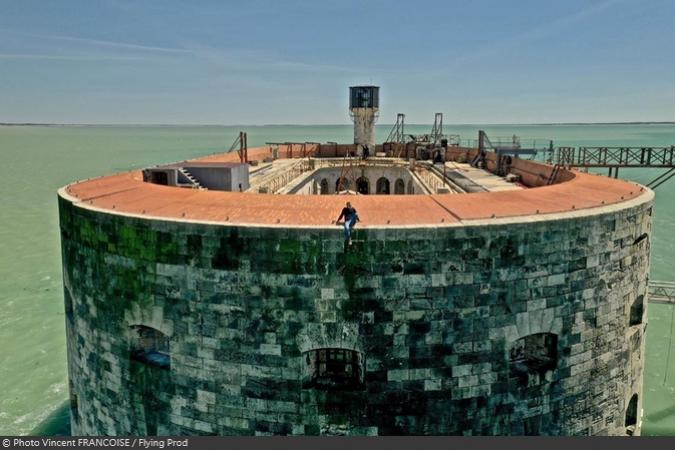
[394,178,405,194]
[69,380,79,423]
[407,180,414,194]
[625,394,638,436]
[64,290,74,324]
[510,333,558,374]
[523,416,541,435]
[356,176,369,195]
[150,171,168,186]
[336,177,351,192]
[129,325,170,369]
[303,348,364,390]
[633,233,649,246]
[320,178,329,195]
[376,177,390,195]
[629,294,644,326]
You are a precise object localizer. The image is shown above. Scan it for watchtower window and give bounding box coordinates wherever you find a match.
[629,294,644,326]
[510,333,558,374]
[626,394,638,436]
[303,348,364,390]
[130,325,170,369]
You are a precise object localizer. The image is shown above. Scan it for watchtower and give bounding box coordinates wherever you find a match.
[349,85,379,151]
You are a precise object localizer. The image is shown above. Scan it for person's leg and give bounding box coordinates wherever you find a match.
[347,216,356,244]
[343,220,350,241]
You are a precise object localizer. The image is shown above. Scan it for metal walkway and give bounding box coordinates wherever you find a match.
[649,281,675,304]
[548,146,675,188]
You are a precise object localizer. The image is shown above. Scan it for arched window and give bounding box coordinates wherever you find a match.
[625,394,638,436]
[407,180,414,194]
[629,294,644,326]
[320,178,329,195]
[510,333,557,375]
[394,178,405,194]
[303,348,364,390]
[129,325,170,369]
[376,177,390,195]
[336,177,351,192]
[356,177,369,195]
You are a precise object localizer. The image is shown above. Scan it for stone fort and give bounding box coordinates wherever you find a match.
[58,87,652,436]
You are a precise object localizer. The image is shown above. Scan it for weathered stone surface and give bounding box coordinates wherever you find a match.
[58,194,652,436]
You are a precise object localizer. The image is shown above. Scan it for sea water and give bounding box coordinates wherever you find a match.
[0,124,674,435]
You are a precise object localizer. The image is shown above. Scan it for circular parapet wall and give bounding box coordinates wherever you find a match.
[58,150,653,436]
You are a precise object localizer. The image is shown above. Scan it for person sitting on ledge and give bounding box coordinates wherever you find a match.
[336,201,360,246]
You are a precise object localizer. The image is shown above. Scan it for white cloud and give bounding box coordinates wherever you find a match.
[0,53,144,61]
[34,33,191,54]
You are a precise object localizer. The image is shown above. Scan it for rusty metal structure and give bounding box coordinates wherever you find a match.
[649,281,675,305]
[430,112,443,145]
[549,146,675,188]
[385,113,406,144]
[265,142,320,159]
[229,131,248,163]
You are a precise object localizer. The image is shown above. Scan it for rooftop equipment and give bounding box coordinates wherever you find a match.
[143,162,249,192]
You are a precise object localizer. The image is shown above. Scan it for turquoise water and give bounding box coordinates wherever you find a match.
[0,124,674,435]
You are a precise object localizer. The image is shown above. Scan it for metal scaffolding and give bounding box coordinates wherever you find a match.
[229,131,248,163]
[385,113,406,144]
[430,113,443,145]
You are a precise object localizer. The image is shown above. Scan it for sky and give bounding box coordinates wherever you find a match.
[0,0,674,125]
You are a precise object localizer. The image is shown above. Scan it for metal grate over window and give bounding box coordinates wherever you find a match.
[129,325,170,369]
[303,348,364,390]
[510,333,558,375]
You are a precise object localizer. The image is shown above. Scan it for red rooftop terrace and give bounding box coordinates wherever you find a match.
[60,143,649,228]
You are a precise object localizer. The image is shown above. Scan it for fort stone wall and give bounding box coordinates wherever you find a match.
[58,190,652,436]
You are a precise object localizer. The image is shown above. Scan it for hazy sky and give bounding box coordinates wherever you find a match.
[1,0,674,124]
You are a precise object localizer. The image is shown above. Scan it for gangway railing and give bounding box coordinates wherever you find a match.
[649,281,675,305]
[472,130,552,175]
[552,146,675,168]
[549,146,675,187]
[650,280,675,385]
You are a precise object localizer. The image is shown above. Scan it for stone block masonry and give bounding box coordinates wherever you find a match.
[58,190,653,436]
